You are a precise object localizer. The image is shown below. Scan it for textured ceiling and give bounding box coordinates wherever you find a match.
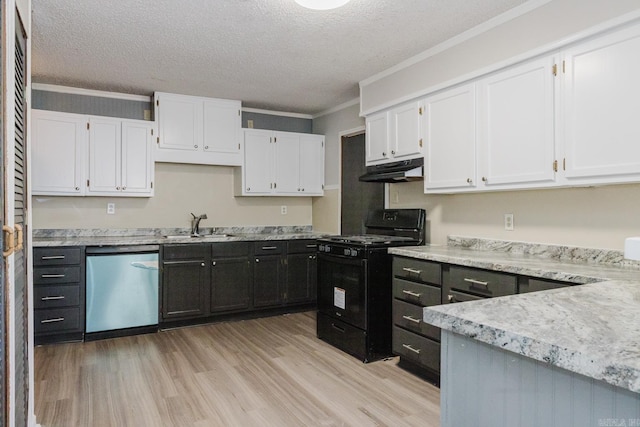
[31,0,528,115]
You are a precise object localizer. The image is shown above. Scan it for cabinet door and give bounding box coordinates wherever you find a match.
[286,253,317,304]
[253,255,283,308]
[88,117,121,194]
[390,101,422,160]
[365,111,390,165]
[162,260,208,320]
[479,56,556,187]
[274,132,300,195]
[424,84,477,191]
[299,134,324,195]
[243,130,274,194]
[157,92,202,151]
[562,25,640,181]
[121,120,154,194]
[31,110,86,195]
[211,257,251,313]
[203,98,241,156]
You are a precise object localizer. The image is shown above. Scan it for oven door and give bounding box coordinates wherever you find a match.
[317,252,366,330]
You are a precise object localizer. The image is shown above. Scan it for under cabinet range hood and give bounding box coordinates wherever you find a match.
[359,158,424,183]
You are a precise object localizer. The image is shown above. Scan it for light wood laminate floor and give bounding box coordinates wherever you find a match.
[35,311,440,426]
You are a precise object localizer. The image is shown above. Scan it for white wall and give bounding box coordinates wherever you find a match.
[32,163,313,229]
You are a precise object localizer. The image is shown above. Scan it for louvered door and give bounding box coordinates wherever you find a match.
[13,13,29,427]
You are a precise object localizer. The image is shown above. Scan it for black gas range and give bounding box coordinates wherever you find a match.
[316,209,426,362]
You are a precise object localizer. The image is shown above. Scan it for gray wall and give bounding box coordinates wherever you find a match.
[241,111,312,133]
[32,90,151,120]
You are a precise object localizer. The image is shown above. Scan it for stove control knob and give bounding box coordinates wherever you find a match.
[318,244,324,252]
[343,249,350,256]
[350,249,358,257]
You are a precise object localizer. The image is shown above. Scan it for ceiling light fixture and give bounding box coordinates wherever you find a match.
[294,0,351,10]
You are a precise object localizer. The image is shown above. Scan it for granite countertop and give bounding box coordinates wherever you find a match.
[33,226,329,247]
[389,236,640,393]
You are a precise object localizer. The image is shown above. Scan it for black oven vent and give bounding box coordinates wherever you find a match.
[358,158,424,183]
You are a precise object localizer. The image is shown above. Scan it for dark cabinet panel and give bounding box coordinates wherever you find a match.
[162,259,208,320]
[211,258,251,313]
[253,254,284,308]
[285,252,317,304]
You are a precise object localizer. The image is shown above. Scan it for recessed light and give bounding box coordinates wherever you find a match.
[295,0,351,11]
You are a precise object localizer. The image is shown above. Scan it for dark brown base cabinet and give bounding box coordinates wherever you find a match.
[161,240,317,327]
[211,242,251,313]
[34,247,85,344]
[285,240,317,304]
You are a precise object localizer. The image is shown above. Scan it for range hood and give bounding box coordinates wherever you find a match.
[359,158,424,183]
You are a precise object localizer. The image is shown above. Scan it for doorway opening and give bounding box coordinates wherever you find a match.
[340,133,384,235]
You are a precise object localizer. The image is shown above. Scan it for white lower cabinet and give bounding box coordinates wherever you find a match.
[235,129,324,197]
[32,109,154,197]
[32,110,87,196]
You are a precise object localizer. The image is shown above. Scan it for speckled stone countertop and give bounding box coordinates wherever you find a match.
[33,226,328,247]
[389,236,640,393]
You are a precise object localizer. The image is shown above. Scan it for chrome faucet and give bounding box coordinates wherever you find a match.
[191,213,208,236]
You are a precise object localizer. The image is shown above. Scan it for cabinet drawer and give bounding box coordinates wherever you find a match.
[393,257,441,285]
[253,241,286,255]
[393,326,440,372]
[34,285,80,309]
[519,277,572,293]
[446,289,486,304]
[163,244,208,260]
[393,299,440,341]
[211,241,250,258]
[34,266,81,285]
[317,312,367,361]
[393,278,440,306]
[34,247,81,266]
[35,308,81,334]
[287,239,317,254]
[448,266,516,297]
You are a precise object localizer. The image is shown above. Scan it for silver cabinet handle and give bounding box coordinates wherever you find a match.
[41,317,65,324]
[402,267,422,274]
[464,278,489,288]
[402,289,422,297]
[200,263,205,267]
[41,274,65,278]
[261,246,278,250]
[41,296,65,301]
[402,344,421,354]
[402,315,421,324]
[212,261,216,266]
[255,259,260,263]
[41,255,65,260]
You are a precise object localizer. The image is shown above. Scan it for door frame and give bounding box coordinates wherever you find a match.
[337,126,364,235]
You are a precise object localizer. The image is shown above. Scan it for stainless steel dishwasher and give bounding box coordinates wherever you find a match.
[85,245,159,339]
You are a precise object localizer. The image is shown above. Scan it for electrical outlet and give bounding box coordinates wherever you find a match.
[504,213,514,231]
[143,109,151,121]
[281,205,287,215]
[107,203,115,215]
[247,119,254,129]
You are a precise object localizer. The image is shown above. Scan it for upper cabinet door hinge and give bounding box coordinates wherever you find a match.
[553,160,558,172]
[419,138,423,148]
[563,158,566,170]
[238,110,241,116]
[156,137,160,144]
[156,99,159,107]
[151,182,154,189]
[87,122,90,130]
[418,106,423,115]
[552,64,558,76]
[150,128,154,136]
[562,60,566,74]
[87,179,90,187]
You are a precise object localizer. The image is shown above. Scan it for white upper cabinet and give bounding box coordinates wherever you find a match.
[32,109,154,197]
[155,92,241,166]
[424,83,477,191]
[389,101,423,160]
[478,55,557,189]
[561,24,640,184]
[299,134,325,195]
[235,129,324,197]
[365,111,389,165]
[365,103,423,166]
[32,110,87,196]
[88,117,154,196]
